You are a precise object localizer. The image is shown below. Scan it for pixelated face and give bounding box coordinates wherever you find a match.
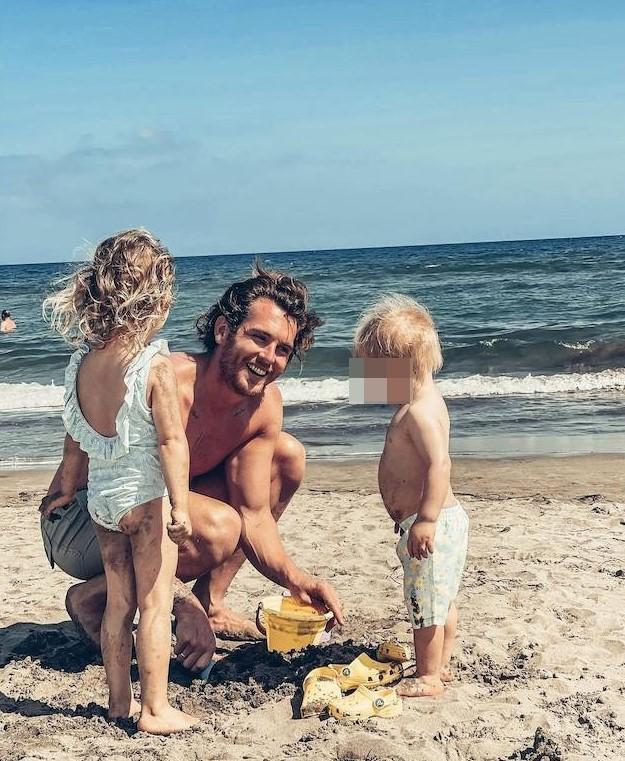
[218,297,296,397]
[349,357,413,404]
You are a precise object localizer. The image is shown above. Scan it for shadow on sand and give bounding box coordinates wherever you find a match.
[0,620,98,672]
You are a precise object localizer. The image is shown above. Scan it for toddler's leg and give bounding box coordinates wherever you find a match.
[94,526,140,719]
[441,601,458,682]
[124,498,199,734]
[397,624,445,697]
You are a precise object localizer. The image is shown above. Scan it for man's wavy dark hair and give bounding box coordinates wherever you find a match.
[196,262,323,361]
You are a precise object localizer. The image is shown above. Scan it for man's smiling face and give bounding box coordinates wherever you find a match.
[217,297,297,397]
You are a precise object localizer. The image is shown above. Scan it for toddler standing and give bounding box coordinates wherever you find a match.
[42,229,198,733]
[354,294,469,697]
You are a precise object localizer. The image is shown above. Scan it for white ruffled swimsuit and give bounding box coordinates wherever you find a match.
[62,340,169,532]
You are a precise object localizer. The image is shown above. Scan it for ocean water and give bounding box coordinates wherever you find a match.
[1,236,625,467]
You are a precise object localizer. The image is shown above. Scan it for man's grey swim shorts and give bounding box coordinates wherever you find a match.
[40,489,104,580]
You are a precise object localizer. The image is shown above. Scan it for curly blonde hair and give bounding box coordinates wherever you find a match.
[43,228,174,349]
[353,294,443,391]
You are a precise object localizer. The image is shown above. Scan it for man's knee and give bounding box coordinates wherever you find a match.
[65,577,107,621]
[207,501,242,558]
[273,432,306,484]
[187,495,242,566]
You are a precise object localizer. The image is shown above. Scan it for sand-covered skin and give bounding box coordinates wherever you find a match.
[1,459,624,761]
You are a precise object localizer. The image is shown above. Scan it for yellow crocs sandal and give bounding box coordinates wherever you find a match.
[300,666,342,718]
[376,640,412,663]
[328,685,402,720]
[328,653,404,691]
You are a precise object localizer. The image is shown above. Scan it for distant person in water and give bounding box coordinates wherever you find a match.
[0,310,16,332]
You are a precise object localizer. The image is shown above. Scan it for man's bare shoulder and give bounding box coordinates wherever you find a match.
[253,383,283,433]
[170,351,203,385]
[170,350,200,373]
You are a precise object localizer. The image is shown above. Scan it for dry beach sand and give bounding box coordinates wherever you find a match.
[1,456,624,761]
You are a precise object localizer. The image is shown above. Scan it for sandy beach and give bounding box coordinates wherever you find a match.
[1,456,624,761]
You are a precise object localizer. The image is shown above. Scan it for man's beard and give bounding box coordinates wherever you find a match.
[219,337,268,397]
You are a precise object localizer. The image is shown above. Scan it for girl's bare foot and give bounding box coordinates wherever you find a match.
[440,665,455,682]
[396,676,444,698]
[109,697,141,720]
[138,705,200,735]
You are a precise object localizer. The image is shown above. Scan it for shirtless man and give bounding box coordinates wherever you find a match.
[0,310,16,332]
[40,265,343,674]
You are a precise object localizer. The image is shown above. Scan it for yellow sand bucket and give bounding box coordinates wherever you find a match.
[256,596,334,653]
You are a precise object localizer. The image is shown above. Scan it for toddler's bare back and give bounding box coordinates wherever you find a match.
[77,347,137,437]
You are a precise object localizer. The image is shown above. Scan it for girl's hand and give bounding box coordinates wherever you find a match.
[407,520,436,560]
[167,508,192,546]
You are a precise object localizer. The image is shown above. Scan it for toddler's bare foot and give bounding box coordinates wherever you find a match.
[109,697,141,720]
[138,705,199,735]
[397,676,444,698]
[440,665,455,682]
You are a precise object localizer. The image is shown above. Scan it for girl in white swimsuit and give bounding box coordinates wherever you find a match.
[42,229,198,735]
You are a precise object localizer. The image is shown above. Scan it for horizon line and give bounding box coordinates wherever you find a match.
[2,231,623,268]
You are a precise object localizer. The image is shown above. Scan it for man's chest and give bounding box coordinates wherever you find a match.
[185,409,254,478]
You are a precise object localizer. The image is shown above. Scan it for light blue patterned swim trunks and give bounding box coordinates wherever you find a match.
[396,503,469,629]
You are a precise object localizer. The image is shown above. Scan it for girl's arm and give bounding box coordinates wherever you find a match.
[149,356,192,544]
[39,434,88,519]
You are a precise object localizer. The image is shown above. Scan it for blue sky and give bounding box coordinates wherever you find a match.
[2,1,625,264]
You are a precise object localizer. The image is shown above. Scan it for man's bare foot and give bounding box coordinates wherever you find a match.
[109,698,141,720]
[208,607,264,641]
[396,676,444,698]
[138,705,200,735]
[440,665,455,683]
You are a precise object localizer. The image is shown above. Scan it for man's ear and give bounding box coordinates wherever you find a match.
[214,316,229,345]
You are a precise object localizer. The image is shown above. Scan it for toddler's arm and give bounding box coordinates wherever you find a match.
[406,408,451,559]
[150,357,192,546]
[39,434,87,519]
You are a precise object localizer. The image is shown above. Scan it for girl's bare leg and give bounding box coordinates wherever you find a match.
[124,498,198,734]
[441,602,458,682]
[94,525,140,719]
[397,624,445,698]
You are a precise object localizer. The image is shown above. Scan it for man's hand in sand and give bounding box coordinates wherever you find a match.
[173,604,216,672]
[408,519,436,560]
[289,574,345,628]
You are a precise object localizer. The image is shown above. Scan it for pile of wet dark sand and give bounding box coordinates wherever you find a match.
[505,727,563,761]
[172,637,381,717]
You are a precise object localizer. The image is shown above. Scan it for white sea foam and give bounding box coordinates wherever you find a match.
[558,340,594,350]
[479,338,504,348]
[439,368,625,398]
[2,368,625,413]
[281,369,625,402]
[278,377,349,404]
[0,382,64,412]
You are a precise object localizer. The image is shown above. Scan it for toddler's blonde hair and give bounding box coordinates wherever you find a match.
[353,294,443,390]
[43,228,174,349]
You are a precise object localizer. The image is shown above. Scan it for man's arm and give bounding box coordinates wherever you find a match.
[226,418,344,625]
[39,434,88,519]
[226,425,301,585]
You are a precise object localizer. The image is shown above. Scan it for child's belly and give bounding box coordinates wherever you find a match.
[378,458,455,522]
